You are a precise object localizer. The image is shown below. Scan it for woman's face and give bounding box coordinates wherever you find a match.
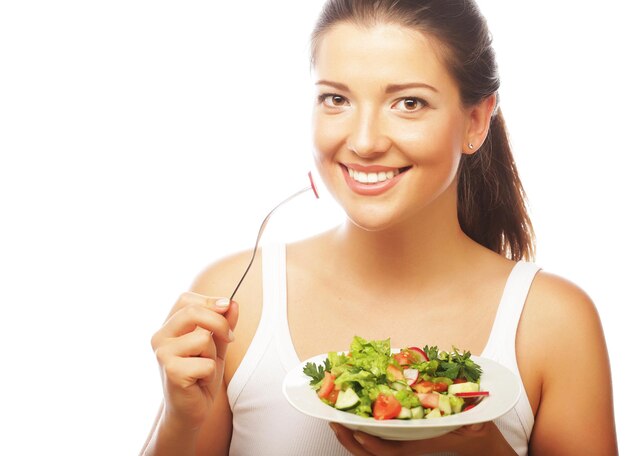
[312,23,473,231]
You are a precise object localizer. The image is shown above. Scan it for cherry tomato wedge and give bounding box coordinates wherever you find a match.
[393,352,412,366]
[327,389,339,405]
[317,371,336,399]
[387,364,404,381]
[414,381,434,393]
[373,394,402,420]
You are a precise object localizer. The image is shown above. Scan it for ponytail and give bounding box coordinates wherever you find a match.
[457,109,535,261]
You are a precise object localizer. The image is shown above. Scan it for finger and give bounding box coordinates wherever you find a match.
[453,421,490,437]
[160,303,233,342]
[352,431,404,456]
[159,327,217,359]
[216,300,239,360]
[164,292,231,322]
[163,356,217,389]
[329,423,375,456]
[181,292,232,314]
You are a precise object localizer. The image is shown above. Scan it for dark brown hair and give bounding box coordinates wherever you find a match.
[311,0,535,261]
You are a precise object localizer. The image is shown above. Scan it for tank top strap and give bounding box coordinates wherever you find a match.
[266,242,301,370]
[226,243,283,407]
[481,261,541,362]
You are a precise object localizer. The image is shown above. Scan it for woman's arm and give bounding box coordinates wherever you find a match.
[141,249,263,455]
[527,273,618,455]
[142,386,233,456]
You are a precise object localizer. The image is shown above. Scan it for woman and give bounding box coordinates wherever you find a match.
[143,1,618,454]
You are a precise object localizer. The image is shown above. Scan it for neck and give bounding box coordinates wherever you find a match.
[329,191,478,291]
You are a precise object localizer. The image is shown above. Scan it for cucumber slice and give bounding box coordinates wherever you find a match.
[335,388,360,410]
[438,394,452,415]
[410,406,424,419]
[425,408,442,419]
[398,407,412,419]
[391,381,409,391]
[449,395,464,414]
[448,382,479,395]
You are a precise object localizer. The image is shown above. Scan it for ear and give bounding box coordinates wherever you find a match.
[463,93,497,155]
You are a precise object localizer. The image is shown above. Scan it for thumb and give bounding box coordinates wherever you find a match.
[214,300,239,360]
[225,300,239,332]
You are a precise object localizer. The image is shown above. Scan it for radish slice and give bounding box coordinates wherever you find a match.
[455,391,490,397]
[308,171,320,199]
[403,368,419,386]
[408,347,429,362]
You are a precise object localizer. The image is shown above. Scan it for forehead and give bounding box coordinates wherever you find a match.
[314,22,458,94]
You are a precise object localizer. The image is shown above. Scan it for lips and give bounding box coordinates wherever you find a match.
[340,163,411,196]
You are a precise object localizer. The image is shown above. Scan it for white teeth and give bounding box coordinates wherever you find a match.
[347,167,401,184]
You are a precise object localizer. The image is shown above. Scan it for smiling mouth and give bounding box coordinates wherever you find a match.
[343,164,412,184]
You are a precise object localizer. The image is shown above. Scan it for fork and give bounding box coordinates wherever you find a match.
[229,172,319,301]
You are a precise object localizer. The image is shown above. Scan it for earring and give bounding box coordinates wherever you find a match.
[468,143,474,150]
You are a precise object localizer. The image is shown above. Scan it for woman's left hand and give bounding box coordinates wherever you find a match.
[330,421,516,456]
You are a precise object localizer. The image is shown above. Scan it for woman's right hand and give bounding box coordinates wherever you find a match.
[150,292,239,431]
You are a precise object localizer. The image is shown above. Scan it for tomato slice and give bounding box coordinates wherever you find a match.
[387,364,404,381]
[414,381,434,393]
[393,352,412,366]
[317,371,336,399]
[432,382,449,393]
[373,394,402,420]
[327,389,339,405]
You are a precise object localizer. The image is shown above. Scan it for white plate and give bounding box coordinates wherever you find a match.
[282,353,521,441]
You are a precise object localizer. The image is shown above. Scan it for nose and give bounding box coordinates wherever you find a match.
[347,107,391,158]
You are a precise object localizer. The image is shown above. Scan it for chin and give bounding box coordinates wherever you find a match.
[344,208,402,233]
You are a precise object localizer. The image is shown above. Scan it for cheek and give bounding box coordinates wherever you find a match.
[312,113,345,162]
[394,115,464,165]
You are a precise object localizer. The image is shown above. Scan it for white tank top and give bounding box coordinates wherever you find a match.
[227,243,539,455]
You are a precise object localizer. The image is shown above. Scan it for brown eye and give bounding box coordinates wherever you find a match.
[392,97,425,112]
[319,94,349,108]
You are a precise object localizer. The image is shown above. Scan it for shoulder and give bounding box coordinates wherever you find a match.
[522,269,601,340]
[518,268,609,395]
[520,273,617,452]
[189,248,258,297]
[190,248,265,383]
[519,269,605,357]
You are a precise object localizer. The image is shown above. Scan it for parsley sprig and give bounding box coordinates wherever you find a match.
[303,358,331,385]
[423,345,482,382]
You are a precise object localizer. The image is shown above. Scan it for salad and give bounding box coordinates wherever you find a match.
[303,336,489,420]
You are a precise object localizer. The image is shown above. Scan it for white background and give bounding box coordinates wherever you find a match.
[1,1,624,454]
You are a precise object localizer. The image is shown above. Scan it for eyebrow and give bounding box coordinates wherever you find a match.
[315,80,438,94]
[385,82,438,94]
[315,80,350,92]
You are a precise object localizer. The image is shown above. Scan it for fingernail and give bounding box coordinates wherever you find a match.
[228,329,235,341]
[469,423,483,431]
[353,433,365,444]
[216,298,230,308]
